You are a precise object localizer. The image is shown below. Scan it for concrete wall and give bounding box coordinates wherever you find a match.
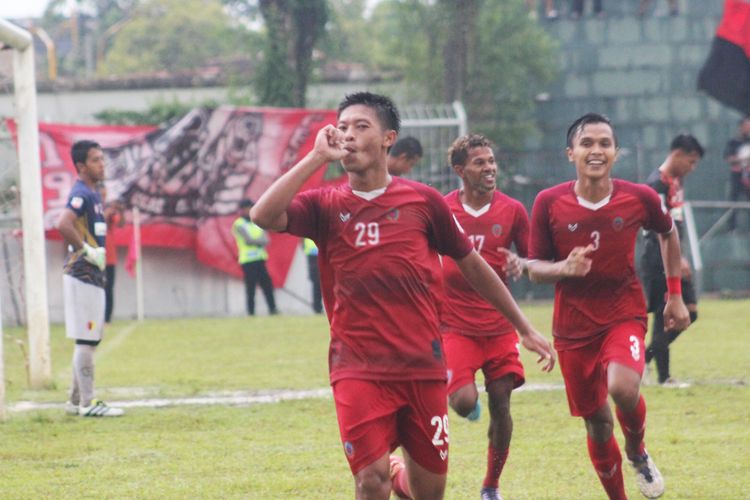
[522,0,750,294]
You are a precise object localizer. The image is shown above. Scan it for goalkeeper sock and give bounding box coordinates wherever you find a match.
[74,344,96,407]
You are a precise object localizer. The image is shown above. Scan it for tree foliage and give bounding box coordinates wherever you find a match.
[93,98,219,125]
[97,0,255,76]
[364,0,559,148]
[251,0,328,107]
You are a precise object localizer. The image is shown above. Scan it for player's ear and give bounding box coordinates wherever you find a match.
[383,130,397,149]
[566,147,574,163]
[452,163,464,176]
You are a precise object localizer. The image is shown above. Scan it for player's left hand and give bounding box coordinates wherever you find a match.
[519,329,556,372]
[663,295,690,332]
[499,248,524,281]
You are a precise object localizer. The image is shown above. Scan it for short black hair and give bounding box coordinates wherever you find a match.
[670,134,704,157]
[448,134,495,167]
[239,199,254,209]
[566,113,617,148]
[337,92,400,133]
[389,136,423,159]
[71,140,102,170]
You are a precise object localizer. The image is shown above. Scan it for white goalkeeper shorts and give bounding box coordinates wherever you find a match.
[63,274,105,342]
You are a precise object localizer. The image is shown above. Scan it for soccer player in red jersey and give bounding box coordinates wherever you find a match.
[251,92,555,500]
[527,113,690,500]
[440,134,550,500]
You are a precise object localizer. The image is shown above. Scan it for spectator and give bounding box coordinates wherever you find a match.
[723,116,750,231]
[233,199,278,316]
[386,136,423,176]
[527,0,559,20]
[570,0,604,19]
[303,238,323,314]
[57,140,124,417]
[638,0,679,17]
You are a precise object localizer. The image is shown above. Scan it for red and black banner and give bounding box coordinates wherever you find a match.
[698,0,750,115]
[6,106,337,285]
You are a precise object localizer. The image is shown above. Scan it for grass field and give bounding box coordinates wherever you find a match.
[1,298,748,499]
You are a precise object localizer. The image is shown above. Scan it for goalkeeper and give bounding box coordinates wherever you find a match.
[56,140,123,417]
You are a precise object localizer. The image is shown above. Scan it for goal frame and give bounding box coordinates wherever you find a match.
[0,18,51,392]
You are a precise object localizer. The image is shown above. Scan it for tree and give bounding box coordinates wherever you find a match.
[252,0,328,107]
[368,0,558,149]
[41,0,138,77]
[97,0,255,76]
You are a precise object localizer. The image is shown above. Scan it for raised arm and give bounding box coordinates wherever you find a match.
[657,228,691,331]
[455,250,555,371]
[527,244,595,284]
[251,125,346,232]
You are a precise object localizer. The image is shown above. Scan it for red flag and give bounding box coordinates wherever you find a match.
[125,230,138,277]
[698,0,750,115]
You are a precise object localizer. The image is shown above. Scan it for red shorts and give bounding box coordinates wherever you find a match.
[442,331,525,395]
[557,321,646,418]
[332,379,449,475]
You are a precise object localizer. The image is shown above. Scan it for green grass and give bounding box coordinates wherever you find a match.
[1,299,748,498]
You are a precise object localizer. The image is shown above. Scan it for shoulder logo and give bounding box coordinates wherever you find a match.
[339,212,351,223]
[491,223,503,237]
[612,216,624,231]
[70,196,83,209]
[567,223,578,232]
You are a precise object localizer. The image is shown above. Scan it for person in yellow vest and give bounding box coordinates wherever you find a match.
[303,238,323,314]
[233,199,278,315]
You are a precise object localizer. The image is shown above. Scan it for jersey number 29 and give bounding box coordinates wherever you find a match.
[355,222,380,247]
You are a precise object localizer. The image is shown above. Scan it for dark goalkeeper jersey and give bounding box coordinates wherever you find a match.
[63,180,106,288]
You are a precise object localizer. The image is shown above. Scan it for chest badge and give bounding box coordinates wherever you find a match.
[339,212,351,223]
[567,223,578,232]
[492,223,503,236]
[612,216,624,231]
[386,208,400,221]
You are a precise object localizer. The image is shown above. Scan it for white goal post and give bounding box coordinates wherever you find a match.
[0,18,51,389]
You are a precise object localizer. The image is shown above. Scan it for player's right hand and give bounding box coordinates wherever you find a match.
[519,329,556,372]
[83,243,106,271]
[313,125,348,163]
[562,244,594,277]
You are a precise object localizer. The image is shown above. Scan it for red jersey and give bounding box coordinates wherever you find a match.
[528,180,673,350]
[440,190,529,336]
[286,177,473,383]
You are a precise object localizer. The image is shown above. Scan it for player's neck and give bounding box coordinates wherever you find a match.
[348,168,391,192]
[574,177,612,203]
[460,188,493,210]
[79,174,98,190]
[659,161,676,178]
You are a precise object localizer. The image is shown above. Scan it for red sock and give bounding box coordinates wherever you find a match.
[482,445,509,489]
[616,394,647,458]
[587,435,626,500]
[391,461,412,499]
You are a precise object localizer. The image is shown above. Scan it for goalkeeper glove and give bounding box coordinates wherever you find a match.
[82,243,106,271]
